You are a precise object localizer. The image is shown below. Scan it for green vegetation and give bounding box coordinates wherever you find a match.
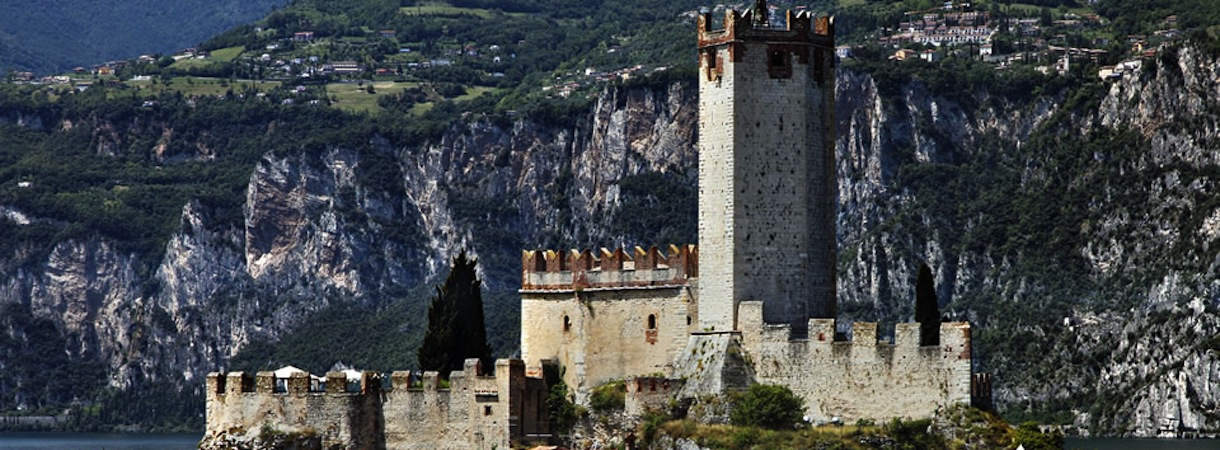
[210,46,246,63]
[611,171,698,247]
[652,405,1039,449]
[545,366,585,435]
[1013,422,1066,450]
[327,81,421,115]
[589,380,626,412]
[418,251,492,377]
[729,384,806,430]
[399,3,502,19]
[915,263,940,346]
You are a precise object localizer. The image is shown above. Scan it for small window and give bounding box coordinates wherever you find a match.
[686,316,692,326]
[563,315,571,332]
[647,314,657,330]
[484,405,492,416]
[770,50,785,67]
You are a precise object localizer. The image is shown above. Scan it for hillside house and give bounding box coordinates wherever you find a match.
[329,61,363,75]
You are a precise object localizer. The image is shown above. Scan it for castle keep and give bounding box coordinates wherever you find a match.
[520,0,983,422]
[204,3,984,448]
[696,0,838,331]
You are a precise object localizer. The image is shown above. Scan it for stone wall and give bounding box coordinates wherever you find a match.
[737,301,973,422]
[203,359,546,449]
[520,246,697,402]
[625,377,685,416]
[697,8,838,333]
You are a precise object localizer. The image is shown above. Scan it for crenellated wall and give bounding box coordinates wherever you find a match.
[520,244,697,292]
[520,245,697,403]
[203,359,547,449]
[737,301,973,422]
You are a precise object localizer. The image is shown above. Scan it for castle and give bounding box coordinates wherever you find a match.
[203,3,987,448]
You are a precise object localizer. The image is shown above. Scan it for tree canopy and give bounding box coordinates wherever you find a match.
[417,250,492,377]
[915,263,940,346]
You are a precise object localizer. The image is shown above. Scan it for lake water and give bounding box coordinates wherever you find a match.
[0,433,200,449]
[0,433,1212,449]
[1066,437,1219,449]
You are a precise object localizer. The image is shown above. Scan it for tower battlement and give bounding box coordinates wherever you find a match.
[697,8,833,45]
[520,245,697,292]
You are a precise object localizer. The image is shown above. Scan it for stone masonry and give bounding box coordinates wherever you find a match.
[203,359,547,449]
[520,245,698,403]
[697,5,838,333]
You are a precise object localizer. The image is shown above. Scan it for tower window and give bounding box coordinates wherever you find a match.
[770,50,785,67]
[767,46,793,79]
[563,315,571,332]
[648,314,657,330]
[687,316,692,326]
[484,406,492,416]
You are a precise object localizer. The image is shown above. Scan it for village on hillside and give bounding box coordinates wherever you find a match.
[2,1,1187,111]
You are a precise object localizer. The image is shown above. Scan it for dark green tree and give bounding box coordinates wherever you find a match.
[417,250,492,377]
[730,384,805,430]
[915,263,940,346]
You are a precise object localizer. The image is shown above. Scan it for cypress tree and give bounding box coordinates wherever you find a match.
[915,263,940,346]
[417,250,491,377]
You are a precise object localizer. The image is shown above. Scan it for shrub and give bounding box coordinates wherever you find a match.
[1013,422,1065,450]
[589,380,626,412]
[546,378,584,434]
[729,384,805,430]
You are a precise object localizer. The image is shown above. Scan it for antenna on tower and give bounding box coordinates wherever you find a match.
[752,0,770,28]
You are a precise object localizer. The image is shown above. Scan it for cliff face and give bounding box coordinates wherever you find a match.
[1,49,1218,436]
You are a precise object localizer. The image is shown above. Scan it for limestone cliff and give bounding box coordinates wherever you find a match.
[1,48,1218,436]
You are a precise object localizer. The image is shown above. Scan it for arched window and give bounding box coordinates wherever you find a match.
[647,314,657,330]
[563,315,571,332]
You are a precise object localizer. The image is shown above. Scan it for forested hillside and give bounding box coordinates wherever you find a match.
[0,0,286,74]
[0,0,1218,437]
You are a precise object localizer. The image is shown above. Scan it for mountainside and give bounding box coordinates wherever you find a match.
[0,0,286,74]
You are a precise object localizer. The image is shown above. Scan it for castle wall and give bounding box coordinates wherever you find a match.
[204,359,544,449]
[737,301,973,422]
[205,371,382,448]
[521,286,696,402]
[520,246,697,402]
[697,10,838,332]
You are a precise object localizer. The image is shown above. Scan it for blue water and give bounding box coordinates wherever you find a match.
[0,433,200,449]
[1065,437,1219,449]
[0,433,1211,449]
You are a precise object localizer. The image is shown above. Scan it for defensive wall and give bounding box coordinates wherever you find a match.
[737,301,975,422]
[204,358,547,450]
[520,245,698,402]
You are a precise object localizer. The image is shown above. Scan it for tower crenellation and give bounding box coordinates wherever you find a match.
[520,245,697,292]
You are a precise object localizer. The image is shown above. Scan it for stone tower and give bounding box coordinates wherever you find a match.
[696,2,836,332]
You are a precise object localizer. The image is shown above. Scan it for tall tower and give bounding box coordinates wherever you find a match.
[696,2,836,332]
